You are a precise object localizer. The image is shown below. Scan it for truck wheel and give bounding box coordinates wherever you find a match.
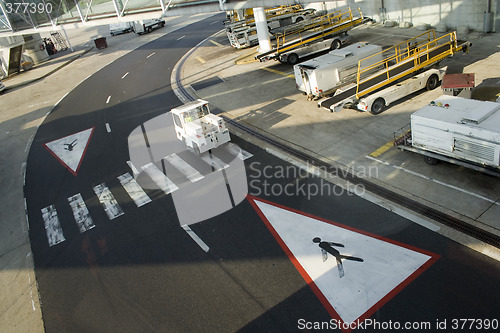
[424,156,439,165]
[370,98,385,115]
[426,74,439,90]
[330,39,341,50]
[287,53,299,65]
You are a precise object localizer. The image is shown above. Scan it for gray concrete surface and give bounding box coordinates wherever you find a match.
[2,14,499,333]
[0,12,217,333]
[179,23,500,258]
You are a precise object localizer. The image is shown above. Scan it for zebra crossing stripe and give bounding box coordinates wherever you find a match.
[118,173,152,207]
[126,160,140,176]
[68,193,95,233]
[227,143,253,160]
[201,154,229,171]
[41,205,65,247]
[164,153,204,183]
[142,163,179,195]
[93,183,124,220]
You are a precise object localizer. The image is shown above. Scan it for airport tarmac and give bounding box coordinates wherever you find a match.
[178,22,500,257]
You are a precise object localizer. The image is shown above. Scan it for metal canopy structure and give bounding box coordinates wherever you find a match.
[0,0,320,35]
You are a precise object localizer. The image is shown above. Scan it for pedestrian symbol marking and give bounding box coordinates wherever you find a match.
[313,237,364,278]
[63,139,77,151]
[249,196,439,332]
[44,127,94,176]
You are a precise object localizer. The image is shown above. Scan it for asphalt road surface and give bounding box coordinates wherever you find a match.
[25,14,500,333]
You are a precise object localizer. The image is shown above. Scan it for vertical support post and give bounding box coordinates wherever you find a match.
[61,25,73,52]
[253,7,271,53]
[74,0,85,23]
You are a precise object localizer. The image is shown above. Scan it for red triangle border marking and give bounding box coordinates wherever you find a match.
[43,127,95,176]
[247,195,440,333]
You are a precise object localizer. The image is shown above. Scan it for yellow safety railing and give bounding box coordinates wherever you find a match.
[273,7,362,54]
[355,30,459,97]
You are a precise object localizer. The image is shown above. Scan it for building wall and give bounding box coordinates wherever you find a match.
[304,0,497,32]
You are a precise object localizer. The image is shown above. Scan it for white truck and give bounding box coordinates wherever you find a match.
[279,33,349,65]
[133,19,165,34]
[109,22,133,36]
[294,42,383,100]
[225,8,315,49]
[395,95,500,176]
[171,99,231,154]
[356,67,446,114]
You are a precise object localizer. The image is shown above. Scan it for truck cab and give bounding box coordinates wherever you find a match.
[171,99,230,154]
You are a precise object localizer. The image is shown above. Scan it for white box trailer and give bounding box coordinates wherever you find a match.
[109,22,133,36]
[294,42,383,99]
[400,95,500,174]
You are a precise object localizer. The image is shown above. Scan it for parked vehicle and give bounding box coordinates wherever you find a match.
[171,99,231,154]
[279,33,349,65]
[294,42,382,100]
[356,67,446,114]
[109,22,134,36]
[394,95,500,176]
[133,19,165,34]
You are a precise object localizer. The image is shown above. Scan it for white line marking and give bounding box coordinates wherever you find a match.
[227,143,253,160]
[68,193,95,232]
[127,160,140,176]
[55,92,69,107]
[105,123,111,133]
[106,96,111,104]
[201,154,229,171]
[24,198,29,232]
[93,183,124,220]
[41,205,65,246]
[147,52,156,58]
[209,20,219,25]
[164,153,204,182]
[121,72,129,79]
[177,35,185,40]
[366,156,500,206]
[182,224,209,252]
[142,163,179,195]
[118,173,152,207]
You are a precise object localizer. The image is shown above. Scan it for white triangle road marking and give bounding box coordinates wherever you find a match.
[44,127,94,176]
[249,197,439,331]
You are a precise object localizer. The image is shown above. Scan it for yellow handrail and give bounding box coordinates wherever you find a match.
[355,30,460,97]
[274,7,362,53]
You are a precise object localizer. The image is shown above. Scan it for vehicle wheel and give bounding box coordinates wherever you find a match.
[424,156,439,165]
[147,27,153,33]
[295,17,304,23]
[330,39,341,50]
[110,33,114,36]
[160,22,165,28]
[370,98,385,115]
[426,74,439,90]
[287,53,299,65]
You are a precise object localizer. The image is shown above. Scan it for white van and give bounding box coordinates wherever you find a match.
[109,22,133,36]
[133,19,165,34]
